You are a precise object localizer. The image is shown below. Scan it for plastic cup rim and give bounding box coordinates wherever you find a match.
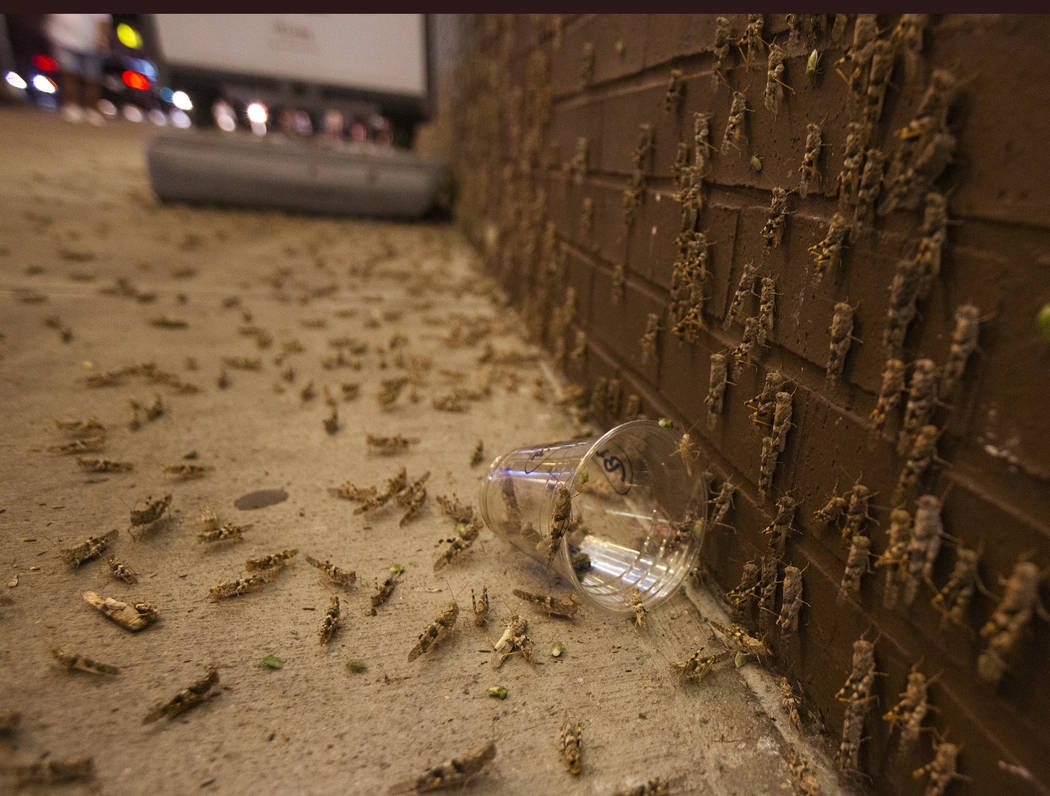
[561,418,697,614]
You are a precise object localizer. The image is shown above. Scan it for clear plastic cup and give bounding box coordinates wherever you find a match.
[478,419,707,614]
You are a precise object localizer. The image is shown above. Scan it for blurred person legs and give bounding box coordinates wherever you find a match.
[54,46,104,124]
[46,14,110,124]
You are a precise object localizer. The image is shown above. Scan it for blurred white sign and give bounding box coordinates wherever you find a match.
[154,14,426,98]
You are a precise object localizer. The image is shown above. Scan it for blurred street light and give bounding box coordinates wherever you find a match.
[5,71,28,90]
[32,74,57,94]
[122,70,150,91]
[171,90,193,111]
[246,102,268,125]
[116,23,143,49]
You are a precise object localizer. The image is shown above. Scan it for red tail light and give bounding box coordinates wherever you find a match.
[122,70,150,91]
[32,54,58,72]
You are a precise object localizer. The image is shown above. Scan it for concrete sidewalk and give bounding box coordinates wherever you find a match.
[0,107,844,795]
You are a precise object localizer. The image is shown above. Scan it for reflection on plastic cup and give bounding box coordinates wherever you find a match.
[479,420,707,614]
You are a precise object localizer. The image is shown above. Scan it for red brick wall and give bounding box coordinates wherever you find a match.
[449,14,1050,794]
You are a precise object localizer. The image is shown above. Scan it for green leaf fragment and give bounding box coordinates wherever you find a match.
[1038,304,1050,344]
[658,418,673,429]
[806,49,820,77]
[389,564,404,575]
[486,685,507,700]
[261,655,283,669]
[571,551,591,574]
[183,451,198,460]
[347,659,366,673]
